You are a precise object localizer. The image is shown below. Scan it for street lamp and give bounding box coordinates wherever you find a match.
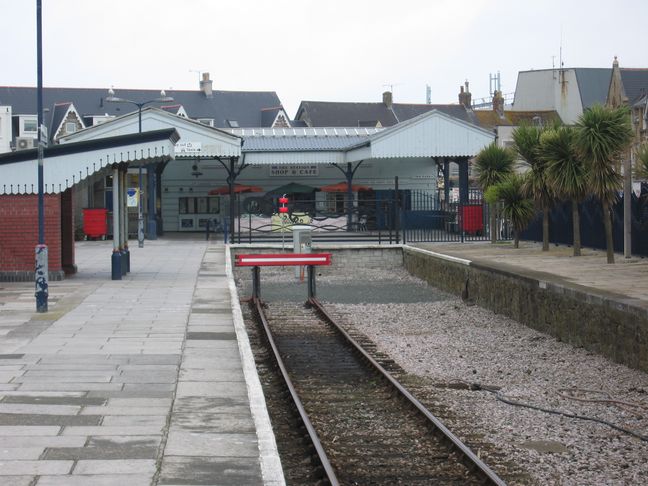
[105,89,173,248]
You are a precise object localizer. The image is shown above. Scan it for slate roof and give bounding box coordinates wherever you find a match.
[619,69,648,104]
[573,68,612,109]
[295,101,479,128]
[0,86,283,128]
[48,102,73,140]
[473,110,562,129]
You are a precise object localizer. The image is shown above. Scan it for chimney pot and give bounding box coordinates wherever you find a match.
[382,91,393,108]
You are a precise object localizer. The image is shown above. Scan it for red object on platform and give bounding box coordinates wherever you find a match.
[278,196,288,204]
[82,208,108,238]
[461,205,483,235]
[235,253,332,267]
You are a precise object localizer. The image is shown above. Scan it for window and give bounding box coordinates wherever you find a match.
[23,119,37,132]
[198,118,214,127]
[178,197,220,214]
[65,122,77,134]
[227,120,239,128]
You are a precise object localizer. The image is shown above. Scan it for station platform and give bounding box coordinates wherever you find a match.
[0,238,283,486]
[412,241,648,307]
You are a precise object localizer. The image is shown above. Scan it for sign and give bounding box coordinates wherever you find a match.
[269,164,319,177]
[127,188,139,207]
[175,141,202,155]
[271,213,312,232]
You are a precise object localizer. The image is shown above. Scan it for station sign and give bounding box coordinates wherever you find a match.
[269,164,319,177]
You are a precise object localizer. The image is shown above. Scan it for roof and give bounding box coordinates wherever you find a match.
[573,68,612,109]
[0,129,179,195]
[228,127,380,152]
[48,102,74,140]
[619,69,648,104]
[295,100,478,127]
[0,86,283,128]
[474,110,561,129]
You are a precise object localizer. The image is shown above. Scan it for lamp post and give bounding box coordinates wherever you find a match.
[105,89,173,248]
[35,0,47,312]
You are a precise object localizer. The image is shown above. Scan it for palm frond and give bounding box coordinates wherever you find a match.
[635,143,648,180]
[473,143,515,190]
[539,126,589,202]
[492,174,535,233]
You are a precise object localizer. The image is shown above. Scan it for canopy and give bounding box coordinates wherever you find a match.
[319,181,372,193]
[208,183,263,196]
[266,182,319,196]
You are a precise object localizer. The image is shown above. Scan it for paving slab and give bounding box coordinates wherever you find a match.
[0,239,283,485]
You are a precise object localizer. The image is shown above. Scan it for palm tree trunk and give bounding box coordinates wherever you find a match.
[602,199,615,264]
[514,230,519,248]
[490,202,497,244]
[572,199,581,257]
[542,203,549,251]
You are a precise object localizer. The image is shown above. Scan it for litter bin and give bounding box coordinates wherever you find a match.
[292,225,312,278]
[83,208,108,239]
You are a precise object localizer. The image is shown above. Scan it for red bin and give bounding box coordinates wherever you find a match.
[83,208,108,239]
[461,205,483,235]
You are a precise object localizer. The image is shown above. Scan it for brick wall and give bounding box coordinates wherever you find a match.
[0,194,64,280]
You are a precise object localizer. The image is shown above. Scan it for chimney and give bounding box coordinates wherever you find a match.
[382,91,393,108]
[200,72,213,98]
[458,81,472,108]
[492,90,504,116]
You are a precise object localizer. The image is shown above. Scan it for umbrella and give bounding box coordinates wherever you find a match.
[265,182,319,196]
[319,181,372,193]
[208,183,263,196]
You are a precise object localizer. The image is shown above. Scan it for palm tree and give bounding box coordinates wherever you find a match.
[513,124,553,251]
[539,126,588,256]
[486,174,535,248]
[474,143,515,243]
[575,104,634,263]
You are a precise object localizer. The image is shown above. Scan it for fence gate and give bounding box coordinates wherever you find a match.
[402,189,501,243]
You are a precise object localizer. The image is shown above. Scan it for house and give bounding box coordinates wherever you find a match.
[295,90,478,128]
[511,67,613,124]
[0,72,290,153]
[606,57,648,148]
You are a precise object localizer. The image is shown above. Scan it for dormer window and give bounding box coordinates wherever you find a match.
[198,118,214,127]
[227,120,239,128]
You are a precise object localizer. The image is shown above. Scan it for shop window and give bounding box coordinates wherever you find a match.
[179,196,220,214]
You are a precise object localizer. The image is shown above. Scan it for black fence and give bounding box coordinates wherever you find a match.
[232,189,510,244]
[520,184,648,256]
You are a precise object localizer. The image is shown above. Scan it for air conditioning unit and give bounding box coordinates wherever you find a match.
[15,137,36,150]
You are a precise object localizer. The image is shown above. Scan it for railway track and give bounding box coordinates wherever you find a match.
[249,296,506,485]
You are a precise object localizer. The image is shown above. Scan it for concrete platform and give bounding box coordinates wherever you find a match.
[412,241,648,307]
[0,239,284,486]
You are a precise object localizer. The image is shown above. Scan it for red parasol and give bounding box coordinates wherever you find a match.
[319,181,372,193]
[208,184,263,196]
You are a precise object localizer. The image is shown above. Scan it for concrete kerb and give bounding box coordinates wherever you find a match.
[225,245,286,486]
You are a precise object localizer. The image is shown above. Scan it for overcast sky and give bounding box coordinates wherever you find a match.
[2,0,646,117]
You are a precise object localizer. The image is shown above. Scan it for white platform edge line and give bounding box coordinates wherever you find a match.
[403,244,472,266]
[226,244,286,486]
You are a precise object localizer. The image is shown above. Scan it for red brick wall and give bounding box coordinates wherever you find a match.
[0,194,62,273]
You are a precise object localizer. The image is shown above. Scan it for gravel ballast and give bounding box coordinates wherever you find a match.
[317,269,648,485]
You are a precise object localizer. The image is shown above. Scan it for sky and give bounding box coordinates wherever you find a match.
[1,0,647,117]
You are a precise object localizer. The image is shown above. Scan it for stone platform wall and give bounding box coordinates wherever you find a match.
[403,246,648,373]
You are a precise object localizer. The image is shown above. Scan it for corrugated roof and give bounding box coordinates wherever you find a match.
[241,135,370,152]
[0,86,282,128]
